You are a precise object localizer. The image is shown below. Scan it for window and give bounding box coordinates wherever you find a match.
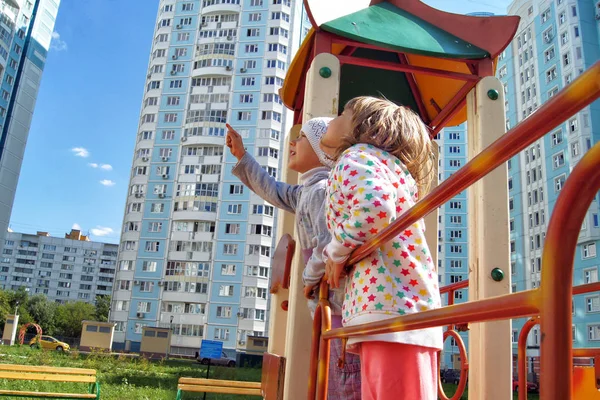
[589,325,600,341]
[569,118,578,133]
[544,47,555,62]
[551,131,563,146]
[228,204,242,214]
[225,223,240,235]
[247,28,260,37]
[541,8,551,23]
[145,241,160,252]
[238,111,252,121]
[553,152,565,169]
[245,44,259,53]
[563,52,571,67]
[216,306,232,318]
[571,142,580,158]
[140,281,154,292]
[546,67,557,82]
[221,264,236,275]
[223,244,238,255]
[583,243,597,259]
[584,268,598,284]
[561,31,568,45]
[554,175,566,193]
[219,285,234,296]
[214,328,230,340]
[182,2,194,11]
[142,261,157,272]
[239,94,253,103]
[249,12,261,21]
[587,296,600,313]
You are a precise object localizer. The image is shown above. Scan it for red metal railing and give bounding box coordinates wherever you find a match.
[307,62,600,400]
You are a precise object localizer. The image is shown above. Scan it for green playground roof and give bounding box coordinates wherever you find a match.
[321,3,489,60]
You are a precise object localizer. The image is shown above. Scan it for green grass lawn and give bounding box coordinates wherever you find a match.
[0,346,541,399]
[0,346,262,399]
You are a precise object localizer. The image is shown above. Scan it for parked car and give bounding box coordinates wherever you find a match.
[29,335,70,352]
[512,378,539,393]
[440,369,463,385]
[196,351,236,367]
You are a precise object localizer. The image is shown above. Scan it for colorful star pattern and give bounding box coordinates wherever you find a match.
[325,145,441,325]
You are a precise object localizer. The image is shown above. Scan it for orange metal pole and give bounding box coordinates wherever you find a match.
[307,304,321,400]
[323,290,539,340]
[517,317,540,400]
[539,142,600,399]
[346,61,600,267]
[316,283,332,400]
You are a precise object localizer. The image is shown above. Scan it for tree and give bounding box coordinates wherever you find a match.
[55,301,95,338]
[94,295,111,322]
[26,295,57,335]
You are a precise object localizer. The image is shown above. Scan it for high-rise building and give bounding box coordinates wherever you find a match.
[110,0,309,356]
[0,0,61,249]
[437,0,600,373]
[435,123,470,369]
[498,0,599,372]
[0,229,118,303]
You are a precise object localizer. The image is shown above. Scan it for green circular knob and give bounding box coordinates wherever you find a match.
[491,268,504,282]
[319,67,332,78]
[487,89,499,101]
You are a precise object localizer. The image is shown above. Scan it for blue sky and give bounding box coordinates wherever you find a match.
[9,0,512,243]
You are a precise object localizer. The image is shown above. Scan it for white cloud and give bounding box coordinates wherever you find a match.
[72,223,81,230]
[99,179,115,187]
[50,31,68,51]
[88,163,98,168]
[90,226,114,237]
[100,164,113,171]
[71,147,89,157]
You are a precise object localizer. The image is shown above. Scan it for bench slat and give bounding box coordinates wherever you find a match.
[0,390,96,399]
[178,377,261,389]
[0,371,96,383]
[0,364,96,376]
[177,384,261,396]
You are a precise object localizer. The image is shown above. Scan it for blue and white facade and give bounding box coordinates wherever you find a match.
[0,0,60,252]
[110,0,308,356]
[435,124,470,369]
[497,0,600,366]
[438,2,600,370]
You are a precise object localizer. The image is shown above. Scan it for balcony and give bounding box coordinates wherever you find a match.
[201,1,241,15]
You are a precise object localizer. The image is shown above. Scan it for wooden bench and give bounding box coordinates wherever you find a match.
[176,378,261,399]
[0,364,100,399]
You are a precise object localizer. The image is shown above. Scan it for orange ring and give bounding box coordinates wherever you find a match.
[438,329,469,400]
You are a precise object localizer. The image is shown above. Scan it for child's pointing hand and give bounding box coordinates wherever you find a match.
[226,123,246,161]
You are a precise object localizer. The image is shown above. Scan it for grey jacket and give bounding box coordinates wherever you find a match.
[231,152,343,315]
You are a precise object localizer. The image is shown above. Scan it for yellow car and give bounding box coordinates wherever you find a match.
[29,335,70,352]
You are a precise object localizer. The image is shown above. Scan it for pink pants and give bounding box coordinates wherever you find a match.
[358,341,438,400]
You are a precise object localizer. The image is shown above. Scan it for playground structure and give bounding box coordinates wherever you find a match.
[257,1,600,400]
[17,322,42,346]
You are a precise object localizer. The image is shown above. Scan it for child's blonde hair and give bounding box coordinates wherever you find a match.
[333,96,435,194]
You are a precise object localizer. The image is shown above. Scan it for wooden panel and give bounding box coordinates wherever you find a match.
[261,352,286,400]
[177,384,261,395]
[0,364,96,376]
[0,390,96,398]
[269,234,296,293]
[0,371,96,383]
[178,378,261,389]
